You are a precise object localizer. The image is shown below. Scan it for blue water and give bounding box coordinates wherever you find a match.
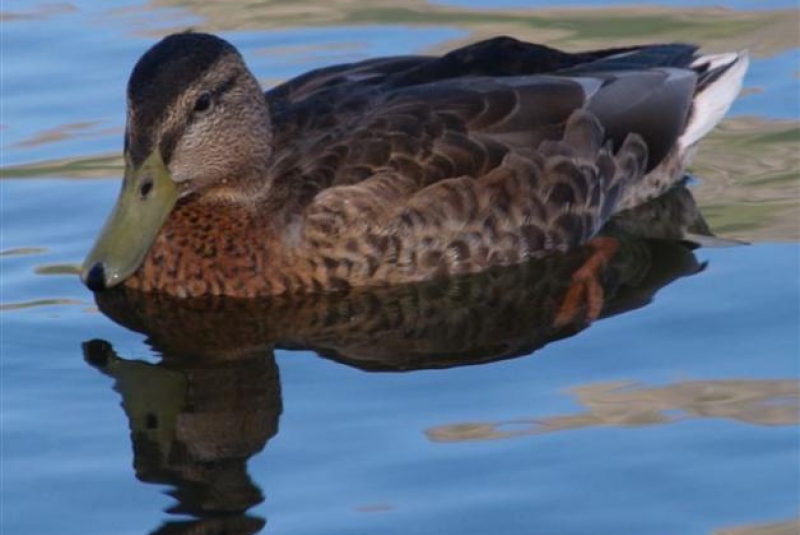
[2,1,798,534]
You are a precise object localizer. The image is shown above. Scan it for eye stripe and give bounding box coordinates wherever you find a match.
[133,73,242,166]
[213,73,240,98]
[159,123,185,165]
[185,73,240,128]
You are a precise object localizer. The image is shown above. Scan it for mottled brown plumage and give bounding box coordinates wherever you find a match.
[82,33,747,297]
[94,186,709,369]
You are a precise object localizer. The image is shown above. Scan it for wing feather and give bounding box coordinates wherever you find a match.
[258,38,727,282]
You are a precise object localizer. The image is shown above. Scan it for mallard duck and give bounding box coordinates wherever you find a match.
[81,32,747,298]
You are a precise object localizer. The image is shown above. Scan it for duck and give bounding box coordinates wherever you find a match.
[81,32,748,298]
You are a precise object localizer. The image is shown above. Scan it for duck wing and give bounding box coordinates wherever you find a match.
[266,39,700,197]
[268,59,694,218]
[260,39,741,282]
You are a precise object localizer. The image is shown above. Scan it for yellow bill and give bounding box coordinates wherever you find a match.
[81,151,178,291]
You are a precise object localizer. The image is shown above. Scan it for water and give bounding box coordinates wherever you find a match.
[1,2,798,534]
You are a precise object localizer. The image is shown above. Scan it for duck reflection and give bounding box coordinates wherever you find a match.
[84,186,713,533]
[83,339,278,535]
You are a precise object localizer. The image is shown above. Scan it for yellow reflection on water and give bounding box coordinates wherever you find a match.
[10,121,122,150]
[34,263,81,276]
[0,247,48,257]
[714,518,800,535]
[426,379,800,442]
[147,0,799,57]
[0,3,78,22]
[0,298,86,311]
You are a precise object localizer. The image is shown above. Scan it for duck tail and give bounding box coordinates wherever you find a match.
[679,50,749,151]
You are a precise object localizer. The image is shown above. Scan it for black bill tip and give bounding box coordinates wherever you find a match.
[84,262,108,292]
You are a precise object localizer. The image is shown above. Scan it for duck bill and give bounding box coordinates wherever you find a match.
[81,151,178,291]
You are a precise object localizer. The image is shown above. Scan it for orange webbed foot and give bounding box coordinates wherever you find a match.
[554,236,620,329]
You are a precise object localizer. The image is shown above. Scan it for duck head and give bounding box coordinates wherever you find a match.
[82,32,272,291]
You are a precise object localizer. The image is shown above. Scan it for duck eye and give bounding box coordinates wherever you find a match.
[193,92,212,113]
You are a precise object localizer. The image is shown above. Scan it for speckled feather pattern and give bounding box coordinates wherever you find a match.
[118,35,739,297]
[126,108,649,297]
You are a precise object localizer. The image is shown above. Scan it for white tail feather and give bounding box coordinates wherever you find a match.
[679,51,749,150]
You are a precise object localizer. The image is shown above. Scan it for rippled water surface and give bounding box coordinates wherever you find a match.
[2,2,799,535]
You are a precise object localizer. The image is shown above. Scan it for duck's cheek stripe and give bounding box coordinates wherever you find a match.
[159,124,185,166]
